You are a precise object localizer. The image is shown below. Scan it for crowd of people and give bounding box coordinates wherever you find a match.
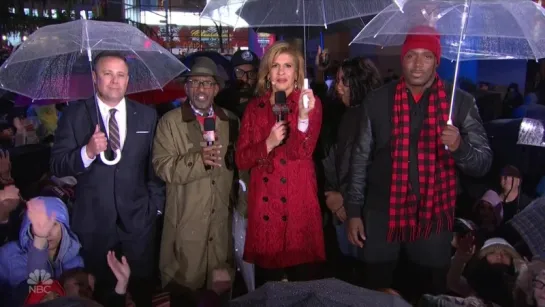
[0,25,544,307]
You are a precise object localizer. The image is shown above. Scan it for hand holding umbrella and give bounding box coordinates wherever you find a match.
[85,125,115,165]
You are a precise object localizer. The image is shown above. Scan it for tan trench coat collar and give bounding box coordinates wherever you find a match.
[181,101,229,122]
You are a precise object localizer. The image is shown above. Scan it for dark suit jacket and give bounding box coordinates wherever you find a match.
[50,97,165,236]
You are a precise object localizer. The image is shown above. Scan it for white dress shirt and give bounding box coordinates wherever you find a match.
[80,97,127,168]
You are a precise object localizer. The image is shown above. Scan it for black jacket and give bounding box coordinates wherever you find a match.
[323,104,363,196]
[345,81,493,219]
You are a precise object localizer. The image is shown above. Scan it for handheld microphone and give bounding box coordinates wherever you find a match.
[203,117,215,146]
[272,91,287,122]
[203,117,215,170]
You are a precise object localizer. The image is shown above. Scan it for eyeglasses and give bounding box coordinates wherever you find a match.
[534,279,545,290]
[234,68,257,80]
[187,79,217,89]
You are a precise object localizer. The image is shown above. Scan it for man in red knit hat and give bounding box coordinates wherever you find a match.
[344,26,493,299]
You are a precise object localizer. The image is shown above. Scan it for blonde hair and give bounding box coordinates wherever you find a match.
[256,41,305,96]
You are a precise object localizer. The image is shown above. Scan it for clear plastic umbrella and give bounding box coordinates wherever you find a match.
[351,0,545,61]
[518,118,545,147]
[201,0,390,77]
[0,19,188,165]
[350,0,545,126]
[0,19,187,100]
[201,0,389,28]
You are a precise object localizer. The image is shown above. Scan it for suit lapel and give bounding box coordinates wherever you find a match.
[85,97,106,132]
[122,100,137,155]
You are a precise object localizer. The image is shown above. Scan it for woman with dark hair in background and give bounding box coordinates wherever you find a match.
[322,57,382,283]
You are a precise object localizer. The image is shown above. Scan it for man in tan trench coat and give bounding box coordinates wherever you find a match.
[152,57,241,305]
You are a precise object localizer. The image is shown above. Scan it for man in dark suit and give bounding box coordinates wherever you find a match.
[50,51,164,306]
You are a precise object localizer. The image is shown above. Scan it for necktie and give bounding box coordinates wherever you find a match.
[108,109,120,151]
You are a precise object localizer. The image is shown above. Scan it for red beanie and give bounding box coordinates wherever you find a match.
[401,25,441,63]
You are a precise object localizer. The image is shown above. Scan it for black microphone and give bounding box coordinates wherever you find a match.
[203,117,215,170]
[203,117,215,146]
[272,91,287,122]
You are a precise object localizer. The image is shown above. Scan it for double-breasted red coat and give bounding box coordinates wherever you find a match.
[235,90,326,269]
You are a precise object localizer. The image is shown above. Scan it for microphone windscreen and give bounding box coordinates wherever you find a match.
[275,91,287,105]
[203,117,215,131]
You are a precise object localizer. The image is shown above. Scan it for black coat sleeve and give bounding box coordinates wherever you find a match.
[50,104,87,177]
[344,106,373,219]
[322,145,339,192]
[450,93,493,177]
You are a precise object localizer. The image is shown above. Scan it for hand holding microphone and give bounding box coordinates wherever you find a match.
[266,122,288,153]
[202,118,222,168]
[268,91,289,153]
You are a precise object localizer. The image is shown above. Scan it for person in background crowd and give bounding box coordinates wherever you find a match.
[215,49,259,119]
[0,149,14,186]
[21,252,131,307]
[214,50,254,217]
[12,111,40,146]
[498,165,533,222]
[0,185,21,245]
[465,238,521,307]
[383,68,399,84]
[322,56,382,282]
[33,105,59,143]
[473,190,503,240]
[50,51,165,307]
[513,93,545,119]
[236,41,325,286]
[57,252,131,307]
[153,57,237,306]
[345,25,492,300]
[478,82,490,92]
[502,83,524,118]
[0,123,15,148]
[313,46,344,159]
[515,258,545,307]
[0,197,83,306]
[448,237,522,298]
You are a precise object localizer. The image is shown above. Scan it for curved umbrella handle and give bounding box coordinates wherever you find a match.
[100,149,122,166]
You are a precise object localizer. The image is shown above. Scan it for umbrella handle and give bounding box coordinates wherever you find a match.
[100,149,122,166]
[445,119,453,150]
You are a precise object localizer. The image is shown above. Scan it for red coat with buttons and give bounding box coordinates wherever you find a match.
[235,90,326,269]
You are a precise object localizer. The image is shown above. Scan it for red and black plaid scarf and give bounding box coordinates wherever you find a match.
[389,75,457,242]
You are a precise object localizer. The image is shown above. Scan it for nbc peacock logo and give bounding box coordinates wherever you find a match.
[27,269,53,293]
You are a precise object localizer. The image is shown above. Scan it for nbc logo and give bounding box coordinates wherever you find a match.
[27,269,53,293]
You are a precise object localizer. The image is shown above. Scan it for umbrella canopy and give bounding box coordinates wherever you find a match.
[201,0,389,28]
[229,278,412,307]
[518,117,545,147]
[510,197,545,259]
[351,0,545,61]
[0,19,188,100]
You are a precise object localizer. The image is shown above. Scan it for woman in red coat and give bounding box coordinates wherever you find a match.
[235,41,325,286]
